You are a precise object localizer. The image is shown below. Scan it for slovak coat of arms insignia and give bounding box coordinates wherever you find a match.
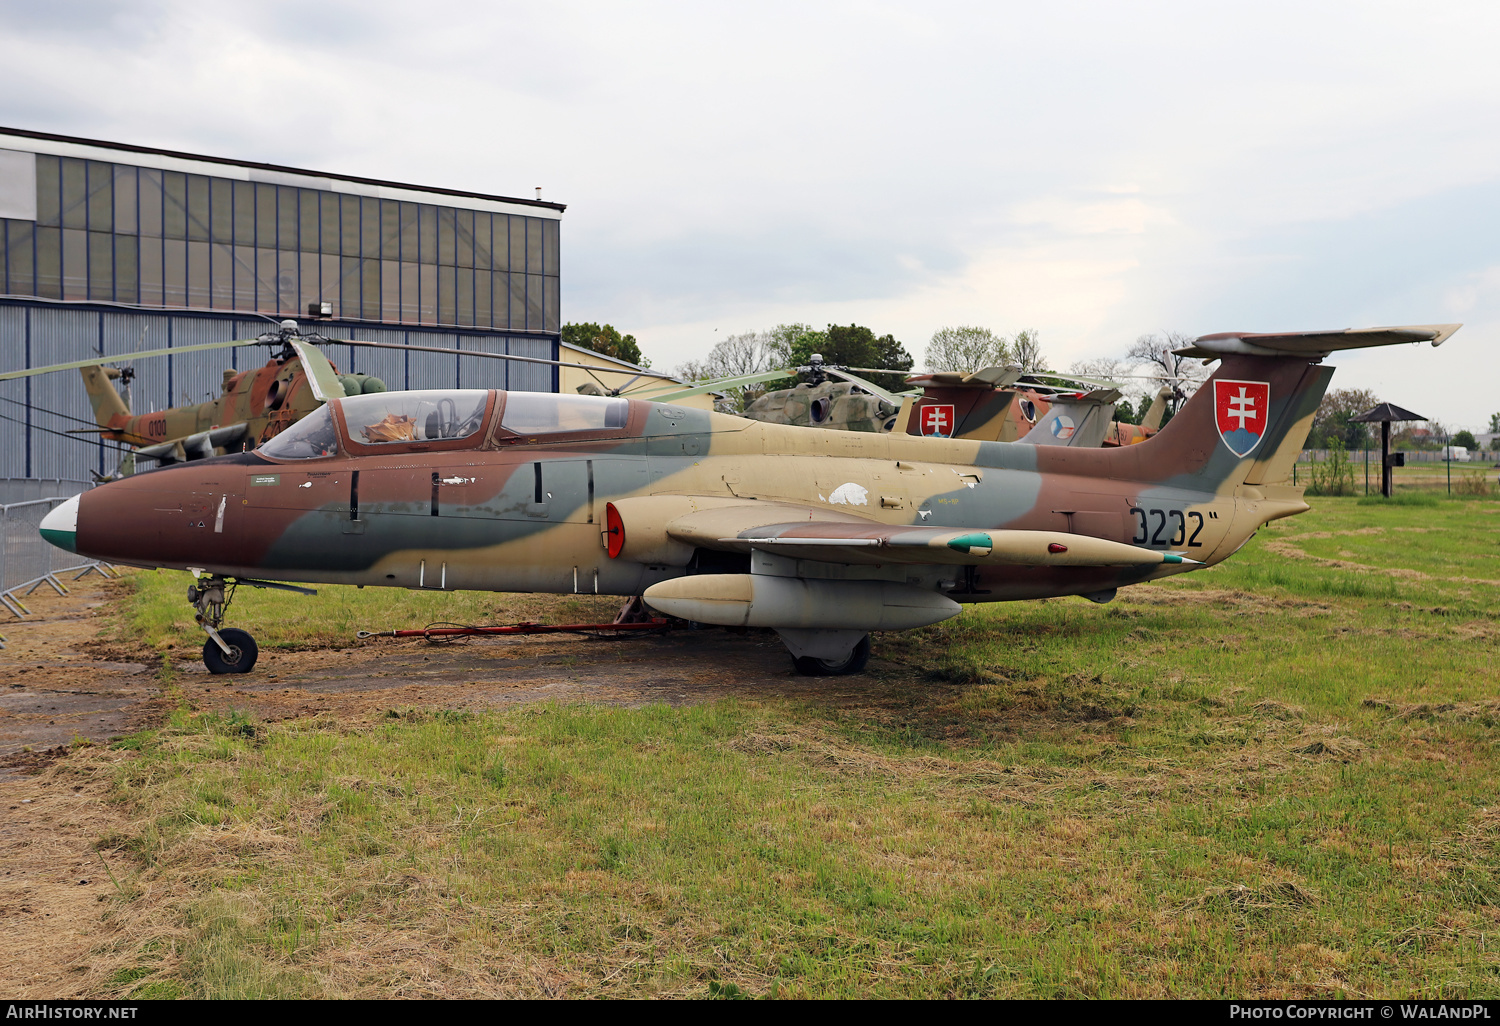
[1214,380,1270,457]
[920,404,955,438]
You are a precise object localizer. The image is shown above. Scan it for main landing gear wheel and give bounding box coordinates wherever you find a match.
[203,628,259,675]
[792,634,871,677]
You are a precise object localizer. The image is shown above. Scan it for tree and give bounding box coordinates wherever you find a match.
[1125,331,1208,420]
[1010,329,1049,373]
[675,325,802,411]
[561,322,649,368]
[788,324,914,391]
[1070,356,1127,381]
[1453,429,1478,450]
[1489,412,1500,434]
[1308,387,1379,450]
[925,326,1012,374]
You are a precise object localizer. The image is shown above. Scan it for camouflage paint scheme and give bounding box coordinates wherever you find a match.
[42,324,1458,669]
[742,380,899,434]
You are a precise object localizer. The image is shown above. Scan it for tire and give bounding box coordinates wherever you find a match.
[792,634,871,676]
[203,628,259,674]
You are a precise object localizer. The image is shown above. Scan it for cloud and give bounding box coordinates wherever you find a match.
[0,0,1498,425]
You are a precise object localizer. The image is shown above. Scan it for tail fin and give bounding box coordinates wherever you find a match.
[1140,385,1171,432]
[1020,389,1122,448]
[79,366,130,427]
[1105,324,1457,492]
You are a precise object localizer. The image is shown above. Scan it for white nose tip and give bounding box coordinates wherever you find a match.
[39,494,80,553]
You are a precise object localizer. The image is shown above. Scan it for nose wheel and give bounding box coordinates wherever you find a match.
[203,628,259,674]
[188,575,259,674]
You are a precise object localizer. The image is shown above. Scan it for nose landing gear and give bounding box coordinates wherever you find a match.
[186,574,317,674]
[189,576,259,674]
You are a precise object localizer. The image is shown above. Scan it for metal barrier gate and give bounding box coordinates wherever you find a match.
[1,496,116,648]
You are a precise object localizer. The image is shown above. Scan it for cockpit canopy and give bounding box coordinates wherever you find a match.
[343,390,489,446]
[256,389,633,460]
[499,392,628,435]
[257,404,339,460]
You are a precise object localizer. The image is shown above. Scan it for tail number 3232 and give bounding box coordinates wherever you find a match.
[1130,507,1205,548]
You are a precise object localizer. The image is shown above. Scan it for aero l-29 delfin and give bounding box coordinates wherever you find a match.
[38,324,1458,676]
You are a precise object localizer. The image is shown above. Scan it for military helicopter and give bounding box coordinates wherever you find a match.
[36,322,1460,676]
[0,321,387,474]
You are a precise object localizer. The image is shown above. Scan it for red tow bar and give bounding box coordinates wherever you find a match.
[357,619,675,640]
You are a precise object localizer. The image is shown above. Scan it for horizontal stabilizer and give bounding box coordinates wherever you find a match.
[1176,324,1461,360]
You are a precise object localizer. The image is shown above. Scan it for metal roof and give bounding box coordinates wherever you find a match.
[1352,402,1427,423]
[0,125,564,216]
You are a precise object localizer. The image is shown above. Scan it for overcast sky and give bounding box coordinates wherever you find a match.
[2,0,1497,428]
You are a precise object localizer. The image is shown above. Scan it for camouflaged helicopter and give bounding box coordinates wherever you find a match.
[0,321,388,473]
[38,322,1458,677]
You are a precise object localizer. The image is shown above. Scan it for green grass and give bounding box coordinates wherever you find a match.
[80,496,1500,997]
[1294,456,1497,498]
[119,572,622,655]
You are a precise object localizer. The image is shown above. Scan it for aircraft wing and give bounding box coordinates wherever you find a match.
[655,504,1193,567]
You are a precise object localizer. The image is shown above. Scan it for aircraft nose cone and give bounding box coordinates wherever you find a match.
[39,494,80,554]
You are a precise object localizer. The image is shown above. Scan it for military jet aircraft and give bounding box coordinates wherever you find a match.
[38,323,1458,676]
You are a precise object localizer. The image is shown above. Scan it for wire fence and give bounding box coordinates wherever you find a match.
[1294,449,1500,496]
[1,494,116,646]
[0,478,92,505]
[1299,449,1499,464]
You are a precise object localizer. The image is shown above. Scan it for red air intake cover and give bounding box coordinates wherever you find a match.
[605,502,625,559]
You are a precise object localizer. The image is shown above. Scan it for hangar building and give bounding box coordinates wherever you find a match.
[0,127,565,482]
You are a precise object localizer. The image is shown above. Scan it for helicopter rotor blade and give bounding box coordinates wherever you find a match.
[328,337,696,382]
[0,337,263,382]
[638,368,796,403]
[820,367,901,406]
[289,339,348,402]
[1023,370,1125,389]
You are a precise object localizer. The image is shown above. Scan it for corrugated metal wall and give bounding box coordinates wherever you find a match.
[0,302,560,479]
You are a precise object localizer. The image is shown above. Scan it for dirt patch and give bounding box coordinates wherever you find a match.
[0,576,161,772]
[0,753,136,998]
